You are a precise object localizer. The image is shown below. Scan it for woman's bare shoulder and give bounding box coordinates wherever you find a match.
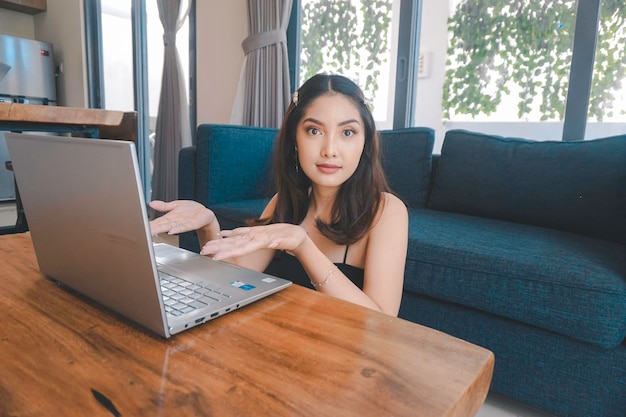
[382,192,408,214]
[369,192,407,232]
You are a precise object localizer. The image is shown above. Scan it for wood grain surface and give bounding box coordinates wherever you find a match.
[0,102,137,141]
[0,233,494,417]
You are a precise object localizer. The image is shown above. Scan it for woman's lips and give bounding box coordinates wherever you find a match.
[317,163,340,174]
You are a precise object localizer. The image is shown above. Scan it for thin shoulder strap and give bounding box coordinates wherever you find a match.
[343,245,349,264]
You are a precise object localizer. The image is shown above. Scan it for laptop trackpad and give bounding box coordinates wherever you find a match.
[153,243,200,264]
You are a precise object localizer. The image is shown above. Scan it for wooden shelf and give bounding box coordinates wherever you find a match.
[0,0,46,14]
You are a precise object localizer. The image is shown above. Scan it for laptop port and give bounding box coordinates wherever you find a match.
[195,317,205,324]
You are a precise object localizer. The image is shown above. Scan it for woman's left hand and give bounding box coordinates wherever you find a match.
[200,223,307,261]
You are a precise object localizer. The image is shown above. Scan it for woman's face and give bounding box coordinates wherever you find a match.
[295,93,365,191]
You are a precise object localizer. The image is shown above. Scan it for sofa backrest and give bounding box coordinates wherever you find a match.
[427,129,626,244]
[195,124,279,206]
[379,127,435,208]
[189,124,436,209]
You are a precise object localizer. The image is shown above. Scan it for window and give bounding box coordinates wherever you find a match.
[99,2,134,112]
[100,1,190,130]
[442,1,576,123]
[417,0,579,148]
[295,0,401,129]
[85,0,194,199]
[418,0,625,148]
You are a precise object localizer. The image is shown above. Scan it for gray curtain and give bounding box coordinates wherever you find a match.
[231,0,293,128]
[151,0,191,208]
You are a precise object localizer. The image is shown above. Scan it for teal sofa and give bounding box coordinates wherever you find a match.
[178,124,626,417]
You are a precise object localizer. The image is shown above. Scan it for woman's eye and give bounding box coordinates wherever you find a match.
[343,129,355,137]
[307,127,321,135]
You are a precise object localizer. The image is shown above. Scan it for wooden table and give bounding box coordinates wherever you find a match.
[0,233,494,417]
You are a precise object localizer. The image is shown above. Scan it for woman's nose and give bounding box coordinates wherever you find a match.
[322,134,338,158]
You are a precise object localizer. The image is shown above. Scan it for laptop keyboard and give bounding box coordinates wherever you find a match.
[159,271,232,317]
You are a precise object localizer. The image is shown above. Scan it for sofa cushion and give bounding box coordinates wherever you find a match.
[379,127,435,208]
[404,208,626,349]
[427,130,626,244]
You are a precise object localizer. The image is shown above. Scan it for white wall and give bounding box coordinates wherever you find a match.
[195,1,247,124]
[0,8,35,38]
[33,0,87,108]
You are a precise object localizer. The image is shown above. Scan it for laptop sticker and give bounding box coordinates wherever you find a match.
[230,281,256,291]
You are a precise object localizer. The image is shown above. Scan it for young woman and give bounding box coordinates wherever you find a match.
[149,74,408,316]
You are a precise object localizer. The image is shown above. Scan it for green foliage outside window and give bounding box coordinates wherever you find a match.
[300,0,392,107]
[443,0,626,121]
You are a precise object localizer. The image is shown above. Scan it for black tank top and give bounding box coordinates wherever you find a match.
[264,246,365,290]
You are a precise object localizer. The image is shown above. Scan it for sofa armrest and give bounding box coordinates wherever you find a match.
[178,145,196,200]
[176,145,198,252]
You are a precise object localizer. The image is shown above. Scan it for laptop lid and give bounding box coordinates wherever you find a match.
[6,133,290,338]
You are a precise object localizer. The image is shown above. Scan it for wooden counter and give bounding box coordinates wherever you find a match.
[0,103,138,234]
[0,102,137,141]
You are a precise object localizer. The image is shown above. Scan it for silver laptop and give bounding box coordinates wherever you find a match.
[6,132,291,338]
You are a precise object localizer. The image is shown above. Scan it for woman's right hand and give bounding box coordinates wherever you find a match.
[149,200,216,236]
[200,223,308,260]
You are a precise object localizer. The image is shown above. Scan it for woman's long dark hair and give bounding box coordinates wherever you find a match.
[256,74,389,245]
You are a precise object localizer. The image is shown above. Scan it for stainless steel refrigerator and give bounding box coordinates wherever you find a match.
[0,33,57,200]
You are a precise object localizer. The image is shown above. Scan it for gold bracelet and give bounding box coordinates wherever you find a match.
[311,267,335,289]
